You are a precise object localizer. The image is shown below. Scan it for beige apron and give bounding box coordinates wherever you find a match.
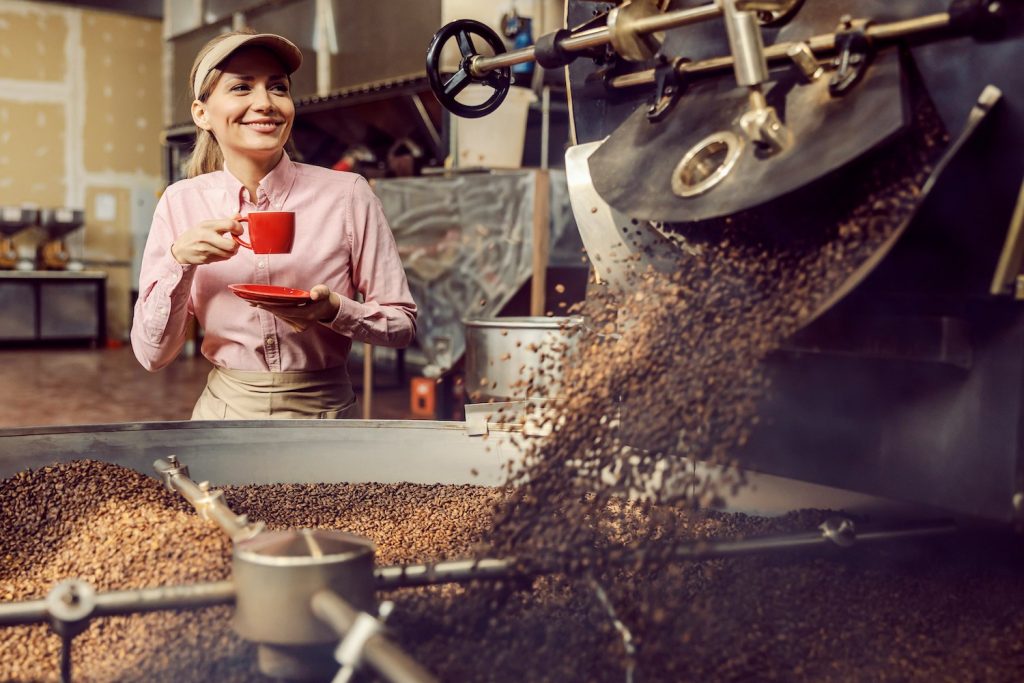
[191,366,357,420]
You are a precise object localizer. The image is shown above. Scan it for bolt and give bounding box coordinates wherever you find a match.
[61,585,79,606]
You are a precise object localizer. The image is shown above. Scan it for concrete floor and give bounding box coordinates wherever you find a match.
[0,347,419,428]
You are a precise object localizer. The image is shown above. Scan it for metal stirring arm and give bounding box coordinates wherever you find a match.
[373,556,527,590]
[373,517,958,590]
[154,455,264,542]
[0,579,236,683]
[0,579,237,627]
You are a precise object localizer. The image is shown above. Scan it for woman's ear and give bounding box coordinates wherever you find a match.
[191,100,212,131]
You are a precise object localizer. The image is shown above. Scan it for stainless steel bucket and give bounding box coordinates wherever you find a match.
[463,316,583,402]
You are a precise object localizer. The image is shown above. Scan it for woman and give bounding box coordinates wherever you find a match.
[131,30,417,419]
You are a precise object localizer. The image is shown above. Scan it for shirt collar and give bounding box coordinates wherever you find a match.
[221,151,298,210]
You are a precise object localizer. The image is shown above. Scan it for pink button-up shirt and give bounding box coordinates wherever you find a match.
[131,154,417,373]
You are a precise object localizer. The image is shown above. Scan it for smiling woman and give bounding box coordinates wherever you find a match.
[129,30,418,420]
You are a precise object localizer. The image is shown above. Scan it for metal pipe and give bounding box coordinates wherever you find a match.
[311,590,438,683]
[0,598,47,626]
[869,12,950,41]
[723,0,770,87]
[629,3,722,36]
[470,3,722,76]
[0,580,236,626]
[375,520,955,590]
[153,456,263,542]
[609,11,952,88]
[60,635,72,683]
[374,557,523,590]
[667,520,955,560]
[93,581,236,617]
[558,25,614,52]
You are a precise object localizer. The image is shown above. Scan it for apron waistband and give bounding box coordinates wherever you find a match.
[214,365,350,390]
[192,366,356,420]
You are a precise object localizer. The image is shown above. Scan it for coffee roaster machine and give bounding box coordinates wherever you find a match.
[0,421,944,682]
[426,0,1024,523]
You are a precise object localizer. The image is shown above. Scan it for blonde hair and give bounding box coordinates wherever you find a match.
[185,29,297,178]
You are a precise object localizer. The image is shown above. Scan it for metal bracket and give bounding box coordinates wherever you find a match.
[46,580,97,683]
[607,0,666,62]
[829,18,873,97]
[158,454,189,491]
[819,517,857,547]
[332,602,394,683]
[646,56,688,122]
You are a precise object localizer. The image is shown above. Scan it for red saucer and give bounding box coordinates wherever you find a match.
[228,284,311,305]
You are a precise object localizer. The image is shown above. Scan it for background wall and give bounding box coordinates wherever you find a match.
[442,0,563,36]
[0,0,163,341]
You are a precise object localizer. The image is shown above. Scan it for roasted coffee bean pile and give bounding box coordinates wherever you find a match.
[0,460,243,682]
[4,461,1024,681]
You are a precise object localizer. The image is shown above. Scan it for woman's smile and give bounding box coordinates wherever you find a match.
[241,118,284,133]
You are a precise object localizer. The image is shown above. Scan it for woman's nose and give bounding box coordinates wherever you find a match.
[251,85,274,111]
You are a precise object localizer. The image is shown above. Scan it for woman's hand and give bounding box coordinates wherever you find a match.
[171,216,244,265]
[252,285,342,332]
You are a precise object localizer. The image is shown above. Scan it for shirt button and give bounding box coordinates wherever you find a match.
[257,260,266,269]
[265,337,275,346]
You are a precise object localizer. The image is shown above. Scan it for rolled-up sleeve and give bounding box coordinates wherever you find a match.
[320,177,417,348]
[130,194,197,371]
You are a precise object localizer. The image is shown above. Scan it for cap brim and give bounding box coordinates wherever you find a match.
[193,33,303,99]
[225,34,303,74]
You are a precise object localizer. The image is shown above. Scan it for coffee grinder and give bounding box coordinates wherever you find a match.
[37,208,85,270]
[0,206,40,270]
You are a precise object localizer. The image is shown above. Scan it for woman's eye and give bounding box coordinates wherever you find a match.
[230,84,250,92]
[271,83,289,93]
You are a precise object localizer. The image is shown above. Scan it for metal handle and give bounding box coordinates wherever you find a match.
[153,455,264,542]
[312,590,438,683]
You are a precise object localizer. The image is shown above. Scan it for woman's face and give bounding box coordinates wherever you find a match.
[192,46,295,164]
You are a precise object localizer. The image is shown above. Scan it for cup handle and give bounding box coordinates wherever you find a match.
[232,216,251,250]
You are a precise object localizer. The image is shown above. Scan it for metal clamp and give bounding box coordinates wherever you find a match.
[647,56,688,122]
[819,517,857,547]
[607,0,668,62]
[46,580,97,683]
[829,17,873,97]
[157,454,189,490]
[332,602,394,683]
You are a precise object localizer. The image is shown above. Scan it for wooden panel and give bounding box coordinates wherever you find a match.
[0,8,67,82]
[84,186,132,260]
[81,11,163,175]
[0,101,66,206]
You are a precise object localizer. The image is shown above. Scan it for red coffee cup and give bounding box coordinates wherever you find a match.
[233,211,295,254]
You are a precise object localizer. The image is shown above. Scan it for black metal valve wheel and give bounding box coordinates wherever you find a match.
[426,19,511,119]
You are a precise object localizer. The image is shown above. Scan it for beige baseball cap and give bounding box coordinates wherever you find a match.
[192,33,303,100]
